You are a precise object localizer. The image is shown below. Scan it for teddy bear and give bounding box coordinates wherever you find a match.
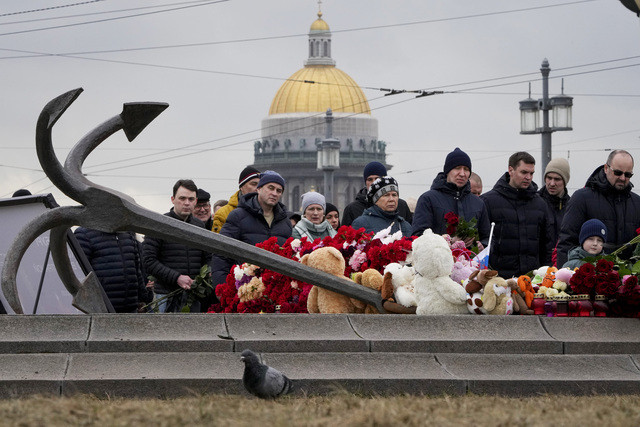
[383,263,417,308]
[509,277,534,315]
[302,246,361,314]
[481,274,514,315]
[351,268,393,314]
[464,269,498,314]
[412,229,469,315]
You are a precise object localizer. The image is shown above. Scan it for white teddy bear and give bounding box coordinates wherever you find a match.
[383,262,417,308]
[412,229,469,315]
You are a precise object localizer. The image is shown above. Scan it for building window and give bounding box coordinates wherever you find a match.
[291,185,300,212]
[323,41,328,57]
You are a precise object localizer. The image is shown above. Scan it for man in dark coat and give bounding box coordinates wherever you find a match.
[142,179,211,312]
[211,171,293,289]
[481,152,553,278]
[74,228,151,313]
[194,188,214,231]
[538,158,571,252]
[342,161,413,226]
[557,150,640,267]
[411,147,490,247]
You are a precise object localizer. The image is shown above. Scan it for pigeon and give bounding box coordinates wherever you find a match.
[240,349,293,399]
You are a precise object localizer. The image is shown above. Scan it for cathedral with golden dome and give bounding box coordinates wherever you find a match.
[252,8,389,213]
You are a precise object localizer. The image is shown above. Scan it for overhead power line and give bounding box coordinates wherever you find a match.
[0,1,104,18]
[1,0,598,55]
[0,1,212,26]
[0,0,228,38]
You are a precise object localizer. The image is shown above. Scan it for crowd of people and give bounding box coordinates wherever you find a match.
[39,147,638,314]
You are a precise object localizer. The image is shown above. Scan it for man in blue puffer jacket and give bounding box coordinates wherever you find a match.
[210,171,293,290]
[74,228,151,313]
[411,147,490,248]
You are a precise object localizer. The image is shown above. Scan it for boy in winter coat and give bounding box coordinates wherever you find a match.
[563,219,607,269]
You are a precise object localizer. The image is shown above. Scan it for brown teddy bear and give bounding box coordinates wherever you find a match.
[303,247,361,314]
[351,268,394,314]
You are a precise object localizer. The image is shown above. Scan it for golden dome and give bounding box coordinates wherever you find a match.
[310,11,329,31]
[269,66,371,115]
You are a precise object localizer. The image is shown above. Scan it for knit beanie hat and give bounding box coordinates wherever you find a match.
[238,166,261,188]
[12,189,31,197]
[363,161,387,182]
[367,176,399,204]
[301,191,326,213]
[196,188,210,203]
[443,147,472,175]
[545,158,570,185]
[325,202,339,215]
[579,219,607,246]
[257,170,285,189]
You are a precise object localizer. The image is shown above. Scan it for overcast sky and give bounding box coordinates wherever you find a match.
[1,0,639,214]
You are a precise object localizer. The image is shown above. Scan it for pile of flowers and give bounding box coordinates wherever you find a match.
[570,259,620,298]
[208,225,415,314]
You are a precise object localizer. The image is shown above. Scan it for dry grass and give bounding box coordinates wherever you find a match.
[1,393,640,426]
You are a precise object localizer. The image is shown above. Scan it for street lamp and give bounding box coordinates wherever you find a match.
[317,109,340,203]
[519,58,574,182]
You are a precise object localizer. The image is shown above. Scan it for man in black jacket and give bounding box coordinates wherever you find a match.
[211,171,293,289]
[538,158,571,252]
[342,161,413,227]
[142,179,211,312]
[557,150,640,267]
[481,152,553,278]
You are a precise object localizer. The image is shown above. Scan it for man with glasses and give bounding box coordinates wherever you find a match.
[557,150,640,267]
[194,188,213,230]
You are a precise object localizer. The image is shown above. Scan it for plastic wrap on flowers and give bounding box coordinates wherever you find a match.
[207,225,415,313]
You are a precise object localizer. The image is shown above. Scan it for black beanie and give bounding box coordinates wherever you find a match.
[363,161,387,182]
[443,147,472,175]
[579,219,607,246]
[325,202,339,215]
[239,166,261,188]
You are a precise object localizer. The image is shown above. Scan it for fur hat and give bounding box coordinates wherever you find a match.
[363,161,387,182]
[196,188,210,203]
[257,170,285,189]
[544,158,570,185]
[238,166,261,188]
[301,191,326,213]
[579,219,607,246]
[443,147,472,175]
[367,176,399,204]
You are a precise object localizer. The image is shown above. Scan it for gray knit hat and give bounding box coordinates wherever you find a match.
[545,158,570,185]
[301,191,326,213]
[367,176,399,204]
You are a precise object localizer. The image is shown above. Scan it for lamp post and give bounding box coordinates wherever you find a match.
[519,58,573,182]
[317,109,340,203]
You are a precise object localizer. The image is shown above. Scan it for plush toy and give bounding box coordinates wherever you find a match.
[531,266,549,291]
[383,263,417,308]
[303,247,360,314]
[481,274,514,315]
[464,269,498,314]
[509,277,534,315]
[541,267,558,289]
[515,275,535,309]
[352,268,392,314]
[553,268,575,292]
[412,229,469,315]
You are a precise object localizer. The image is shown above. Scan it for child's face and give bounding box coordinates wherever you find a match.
[583,236,604,255]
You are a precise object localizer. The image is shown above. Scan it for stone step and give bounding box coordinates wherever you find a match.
[2,351,640,397]
[1,314,640,355]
